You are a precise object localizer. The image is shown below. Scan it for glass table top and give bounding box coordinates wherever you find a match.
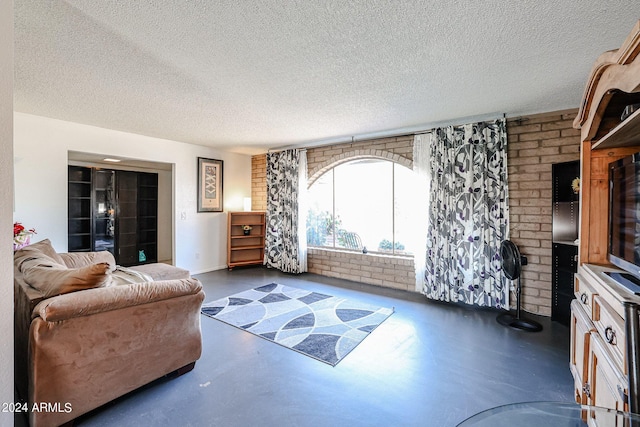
[456,401,640,427]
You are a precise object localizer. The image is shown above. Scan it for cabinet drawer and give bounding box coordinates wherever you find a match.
[592,295,626,374]
[571,300,595,404]
[575,273,598,318]
[587,333,628,425]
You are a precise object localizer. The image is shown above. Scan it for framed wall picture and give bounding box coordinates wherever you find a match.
[197,157,223,212]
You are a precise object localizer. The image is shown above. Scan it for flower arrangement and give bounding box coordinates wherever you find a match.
[571,177,580,195]
[13,222,36,251]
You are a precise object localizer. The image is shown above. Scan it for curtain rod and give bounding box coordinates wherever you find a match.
[267,112,507,153]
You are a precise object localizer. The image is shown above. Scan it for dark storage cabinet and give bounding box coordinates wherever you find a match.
[116,171,139,266]
[68,166,93,252]
[68,166,158,266]
[93,169,116,254]
[551,160,580,325]
[552,243,578,325]
[137,172,158,265]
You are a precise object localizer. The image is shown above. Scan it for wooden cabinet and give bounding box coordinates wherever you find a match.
[589,333,629,426]
[574,20,640,266]
[93,169,116,253]
[227,211,265,270]
[137,172,159,265]
[570,299,594,405]
[68,166,93,252]
[115,171,158,266]
[572,265,635,417]
[570,21,640,416]
[68,165,158,266]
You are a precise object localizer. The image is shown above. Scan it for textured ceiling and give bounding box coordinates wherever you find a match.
[14,1,640,154]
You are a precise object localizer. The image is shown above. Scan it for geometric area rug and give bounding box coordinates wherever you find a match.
[201,283,394,366]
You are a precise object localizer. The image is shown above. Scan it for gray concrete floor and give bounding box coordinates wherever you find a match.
[31,267,575,426]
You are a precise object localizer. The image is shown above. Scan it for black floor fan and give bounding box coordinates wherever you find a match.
[496,240,543,332]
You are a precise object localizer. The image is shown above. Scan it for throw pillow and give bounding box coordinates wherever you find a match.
[14,238,65,269]
[21,262,112,297]
[58,251,116,270]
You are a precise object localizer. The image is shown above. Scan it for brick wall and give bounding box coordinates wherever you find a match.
[307,135,413,183]
[506,109,580,316]
[250,109,582,316]
[251,155,267,211]
[308,248,416,292]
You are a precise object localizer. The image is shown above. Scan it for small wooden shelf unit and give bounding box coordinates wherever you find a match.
[227,211,266,270]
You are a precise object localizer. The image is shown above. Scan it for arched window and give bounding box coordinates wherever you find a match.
[307,158,415,255]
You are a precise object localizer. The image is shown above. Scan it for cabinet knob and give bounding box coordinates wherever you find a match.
[580,293,588,304]
[605,326,616,345]
[617,384,628,403]
[583,382,591,398]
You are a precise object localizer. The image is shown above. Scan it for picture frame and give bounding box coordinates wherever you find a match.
[197,157,223,212]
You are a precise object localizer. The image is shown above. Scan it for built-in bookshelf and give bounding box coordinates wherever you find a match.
[67,165,158,266]
[68,165,93,252]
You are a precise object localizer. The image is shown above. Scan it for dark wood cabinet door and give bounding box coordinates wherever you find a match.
[136,172,158,264]
[116,171,138,266]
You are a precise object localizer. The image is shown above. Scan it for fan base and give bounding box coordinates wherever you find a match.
[497,313,543,332]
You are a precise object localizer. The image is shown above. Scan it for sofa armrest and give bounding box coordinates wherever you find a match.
[14,271,46,402]
[33,278,202,322]
[28,277,204,427]
[58,251,116,269]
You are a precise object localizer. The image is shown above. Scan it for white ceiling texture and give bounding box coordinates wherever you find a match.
[13,1,640,154]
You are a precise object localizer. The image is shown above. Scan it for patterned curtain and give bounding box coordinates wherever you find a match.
[424,118,509,309]
[265,149,307,274]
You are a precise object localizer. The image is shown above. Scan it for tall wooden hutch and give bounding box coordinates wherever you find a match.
[570,20,640,422]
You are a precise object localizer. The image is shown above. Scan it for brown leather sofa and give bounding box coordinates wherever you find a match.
[14,239,204,427]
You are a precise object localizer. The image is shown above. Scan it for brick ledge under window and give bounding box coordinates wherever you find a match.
[308,246,413,260]
[307,247,416,292]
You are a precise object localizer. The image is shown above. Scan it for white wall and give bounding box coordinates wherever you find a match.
[0,0,13,423]
[157,169,172,262]
[14,113,251,273]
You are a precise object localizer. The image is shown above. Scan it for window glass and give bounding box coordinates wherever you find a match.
[307,169,335,247]
[307,158,415,255]
[334,160,392,251]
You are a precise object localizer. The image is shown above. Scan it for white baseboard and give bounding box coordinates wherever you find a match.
[190,264,228,275]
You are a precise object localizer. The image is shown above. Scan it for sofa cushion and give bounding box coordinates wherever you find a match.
[111,266,154,285]
[129,263,190,281]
